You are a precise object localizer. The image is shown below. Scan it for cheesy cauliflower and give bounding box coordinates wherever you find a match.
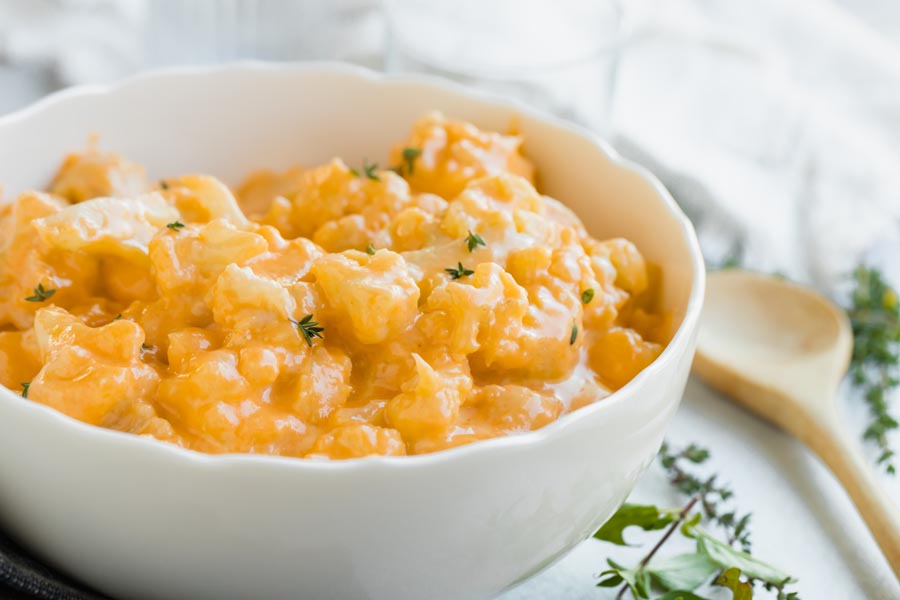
[0,112,666,459]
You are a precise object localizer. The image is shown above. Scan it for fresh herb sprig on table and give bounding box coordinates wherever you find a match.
[846,265,900,474]
[594,442,799,599]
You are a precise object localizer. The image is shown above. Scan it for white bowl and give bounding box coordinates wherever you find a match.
[0,63,704,600]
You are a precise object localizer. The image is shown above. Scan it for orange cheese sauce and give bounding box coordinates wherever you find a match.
[0,112,667,459]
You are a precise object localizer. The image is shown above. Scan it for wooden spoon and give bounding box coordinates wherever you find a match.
[693,269,900,579]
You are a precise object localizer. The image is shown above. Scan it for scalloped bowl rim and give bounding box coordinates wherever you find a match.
[0,61,705,472]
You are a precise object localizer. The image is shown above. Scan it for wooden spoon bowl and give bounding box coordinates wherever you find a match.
[693,269,900,580]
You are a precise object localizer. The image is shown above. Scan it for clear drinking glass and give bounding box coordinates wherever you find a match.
[384,0,625,134]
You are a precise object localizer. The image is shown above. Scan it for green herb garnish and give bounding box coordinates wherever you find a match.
[846,265,900,474]
[350,160,380,181]
[166,221,185,231]
[582,288,595,304]
[292,314,325,347]
[401,147,422,175]
[159,180,169,190]
[364,161,380,181]
[366,242,376,255]
[141,343,153,351]
[25,283,55,303]
[570,323,578,345]
[465,230,486,253]
[20,382,29,398]
[594,442,800,599]
[445,262,474,280]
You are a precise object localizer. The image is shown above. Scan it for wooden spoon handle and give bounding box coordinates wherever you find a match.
[800,413,900,579]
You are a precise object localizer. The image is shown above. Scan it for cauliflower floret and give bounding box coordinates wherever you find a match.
[312,249,420,344]
[390,111,535,200]
[257,159,414,240]
[288,346,353,423]
[150,219,268,298]
[33,192,178,263]
[425,262,528,355]
[209,264,320,378]
[236,165,306,217]
[160,175,248,227]
[32,192,177,305]
[385,353,472,441]
[138,220,269,347]
[389,207,444,252]
[0,330,41,391]
[0,192,99,329]
[157,348,314,456]
[210,264,298,348]
[49,148,149,203]
[307,424,406,459]
[471,385,562,434]
[28,307,166,434]
[245,225,323,285]
[440,253,582,380]
[589,327,661,389]
[440,173,544,239]
[592,238,649,296]
[312,214,378,253]
[167,328,221,374]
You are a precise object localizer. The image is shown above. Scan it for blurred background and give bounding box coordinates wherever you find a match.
[2,0,899,293]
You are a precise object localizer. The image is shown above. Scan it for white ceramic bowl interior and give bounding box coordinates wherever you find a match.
[0,63,704,600]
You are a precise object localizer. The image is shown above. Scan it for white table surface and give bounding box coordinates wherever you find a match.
[3,57,900,599]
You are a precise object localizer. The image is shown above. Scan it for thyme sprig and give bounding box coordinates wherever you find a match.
[465,230,486,253]
[846,265,900,474]
[445,262,474,280]
[350,160,380,181]
[292,314,325,347]
[594,441,799,599]
[401,147,421,175]
[659,442,751,552]
[25,283,55,303]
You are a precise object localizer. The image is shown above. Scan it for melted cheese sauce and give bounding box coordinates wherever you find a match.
[0,112,668,459]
